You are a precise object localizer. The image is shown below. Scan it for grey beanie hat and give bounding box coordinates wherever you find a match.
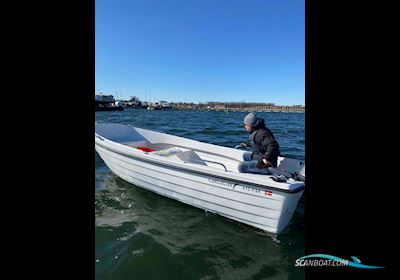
[243,112,258,127]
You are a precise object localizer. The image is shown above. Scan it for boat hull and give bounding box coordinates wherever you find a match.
[95,142,303,235]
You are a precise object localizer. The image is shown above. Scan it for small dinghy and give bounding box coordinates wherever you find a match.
[95,123,305,235]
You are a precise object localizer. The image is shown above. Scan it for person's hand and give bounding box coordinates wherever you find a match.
[256,160,265,169]
[256,159,272,169]
[264,160,273,168]
[235,143,248,149]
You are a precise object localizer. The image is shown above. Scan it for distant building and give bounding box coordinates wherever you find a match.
[95,94,115,102]
[159,101,173,110]
[95,94,123,111]
[115,101,125,107]
[213,105,226,110]
[125,96,143,108]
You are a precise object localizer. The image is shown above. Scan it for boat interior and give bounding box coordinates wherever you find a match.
[122,140,305,181]
[96,123,305,179]
[121,140,237,172]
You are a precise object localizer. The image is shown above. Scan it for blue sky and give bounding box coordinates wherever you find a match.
[96,0,304,105]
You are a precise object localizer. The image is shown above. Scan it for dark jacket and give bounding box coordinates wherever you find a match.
[246,118,280,167]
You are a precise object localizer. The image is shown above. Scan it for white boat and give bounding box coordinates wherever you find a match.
[95,123,305,235]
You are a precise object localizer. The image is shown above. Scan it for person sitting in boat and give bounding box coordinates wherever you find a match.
[237,112,280,174]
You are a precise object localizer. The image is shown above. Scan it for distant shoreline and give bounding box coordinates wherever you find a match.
[172,108,304,113]
[120,107,305,113]
[97,93,304,112]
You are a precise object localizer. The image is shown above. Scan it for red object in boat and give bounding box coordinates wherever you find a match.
[136,146,156,152]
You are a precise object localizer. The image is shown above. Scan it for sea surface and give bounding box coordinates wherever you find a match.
[95,109,305,280]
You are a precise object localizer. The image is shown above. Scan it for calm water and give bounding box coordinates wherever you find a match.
[95,109,305,280]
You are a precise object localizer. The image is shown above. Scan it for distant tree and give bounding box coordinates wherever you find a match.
[129,96,140,102]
